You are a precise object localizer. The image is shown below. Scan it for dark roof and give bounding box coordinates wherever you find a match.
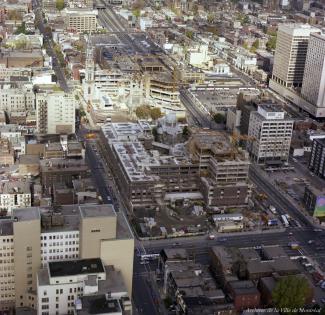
[49,258,104,278]
[228,280,260,296]
[78,296,122,314]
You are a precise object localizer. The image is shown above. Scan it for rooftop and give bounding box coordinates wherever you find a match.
[0,219,13,236]
[228,280,259,296]
[13,207,40,222]
[76,296,122,315]
[49,258,105,278]
[79,204,116,219]
[0,181,31,194]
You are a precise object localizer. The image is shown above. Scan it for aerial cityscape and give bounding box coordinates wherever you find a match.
[0,0,324,314]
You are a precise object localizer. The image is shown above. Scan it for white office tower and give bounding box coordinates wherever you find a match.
[272,24,319,88]
[247,104,294,164]
[301,33,325,113]
[36,91,76,134]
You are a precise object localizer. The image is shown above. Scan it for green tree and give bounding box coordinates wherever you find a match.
[266,35,277,51]
[56,0,64,11]
[252,39,259,50]
[185,30,194,39]
[213,113,225,124]
[207,13,215,24]
[272,276,310,310]
[242,15,250,24]
[150,107,163,120]
[132,9,141,18]
[242,41,249,50]
[182,125,190,138]
[152,126,158,141]
[135,105,151,119]
[14,22,27,35]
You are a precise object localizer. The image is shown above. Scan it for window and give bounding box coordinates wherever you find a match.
[91,229,100,233]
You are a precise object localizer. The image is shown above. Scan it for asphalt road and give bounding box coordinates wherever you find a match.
[250,164,315,228]
[33,0,69,92]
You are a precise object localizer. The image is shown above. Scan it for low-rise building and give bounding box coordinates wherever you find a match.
[0,181,31,214]
[37,258,131,315]
[227,280,260,311]
[40,158,90,191]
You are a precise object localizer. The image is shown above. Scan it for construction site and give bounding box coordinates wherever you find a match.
[99,121,262,239]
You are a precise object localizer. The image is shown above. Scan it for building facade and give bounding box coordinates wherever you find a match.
[309,138,325,178]
[63,8,98,33]
[0,204,134,312]
[301,33,325,112]
[271,24,319,88]
[0,181,31,214]
[247,104,294,163]
[36,92,76,134]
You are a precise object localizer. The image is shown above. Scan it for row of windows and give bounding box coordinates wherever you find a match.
[41,234,78,240]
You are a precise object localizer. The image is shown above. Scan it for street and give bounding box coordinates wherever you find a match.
[33,0,70,92]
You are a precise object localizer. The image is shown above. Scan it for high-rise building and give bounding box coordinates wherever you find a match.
[309,138,325,178]
[36,91,76,134]
[301,33,325,112]
[247,104,294,163]
[271,24,319,88]
[0,204,134,311]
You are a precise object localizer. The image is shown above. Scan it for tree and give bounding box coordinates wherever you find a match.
[152,127,158,141]
[252,39,259,50]
[14,22,27,35]
[135,105,151,119]
[132,9,141,18]
[242,15,250,24]
[56,0,64,11]
[266,35,277,51]
[182,126,190,138]
[242,41,249,50]
[207,13,215,24]
[150,107,163,120]
[186,30,194,39]
[272,276,310,310]
[213,113,225,124]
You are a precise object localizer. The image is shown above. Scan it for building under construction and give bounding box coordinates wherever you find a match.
[99,123,251,211]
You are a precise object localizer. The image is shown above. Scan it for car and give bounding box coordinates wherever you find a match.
[321,298,325,304]
[172,242,180,247]
[308,240,315,244]
[288,232,293,236]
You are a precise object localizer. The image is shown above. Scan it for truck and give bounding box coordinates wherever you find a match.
[269,205,277,214]
[281,215,289,227]
[268,219,278,226]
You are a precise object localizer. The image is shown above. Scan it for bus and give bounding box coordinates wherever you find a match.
[281,214,289,227]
